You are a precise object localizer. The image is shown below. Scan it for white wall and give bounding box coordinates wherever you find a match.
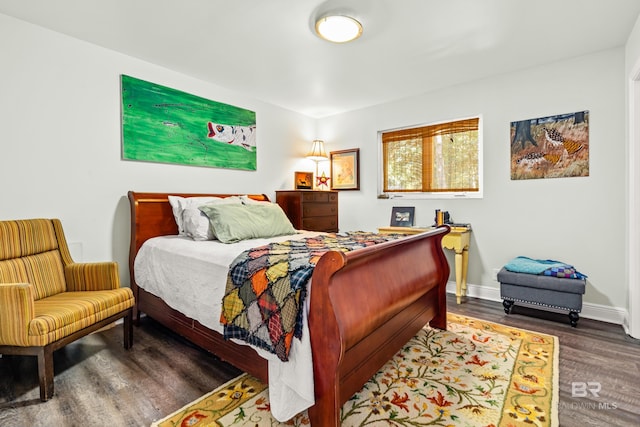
[626,14,640,64]
[0,14,315,285]
[317,49,627,314]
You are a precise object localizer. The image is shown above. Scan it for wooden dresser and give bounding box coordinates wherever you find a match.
[276,190,338,232]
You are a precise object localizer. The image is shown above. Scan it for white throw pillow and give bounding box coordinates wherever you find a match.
[182,207,215,240]
[168,196,224,235]
[181,196,243,240]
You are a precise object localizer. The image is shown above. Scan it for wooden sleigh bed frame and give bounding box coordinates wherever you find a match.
[128,191,450,426]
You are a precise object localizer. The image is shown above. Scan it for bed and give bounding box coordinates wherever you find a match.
[128,191,450,426]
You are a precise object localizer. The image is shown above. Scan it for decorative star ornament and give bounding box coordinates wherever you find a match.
[317,172,330,189]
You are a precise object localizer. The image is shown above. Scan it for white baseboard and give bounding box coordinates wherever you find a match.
[446,281,628,326]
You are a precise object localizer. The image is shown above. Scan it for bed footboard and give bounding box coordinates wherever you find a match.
[307,227,450,426]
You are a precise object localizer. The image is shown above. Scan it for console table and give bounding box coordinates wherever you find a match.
[378,225,472,304]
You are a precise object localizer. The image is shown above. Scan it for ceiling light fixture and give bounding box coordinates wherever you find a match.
[315,15,363,43]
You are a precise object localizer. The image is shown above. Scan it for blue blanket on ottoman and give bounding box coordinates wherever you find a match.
[504,256,587,280]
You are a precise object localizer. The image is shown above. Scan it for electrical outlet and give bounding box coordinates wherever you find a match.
[492,268,500,281]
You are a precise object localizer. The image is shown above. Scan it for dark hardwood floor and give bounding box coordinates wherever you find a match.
[1,294,638,427]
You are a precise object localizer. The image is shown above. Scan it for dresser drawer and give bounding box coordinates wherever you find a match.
[303,216,338,232]
[302,192,338,203]
[302,203,337,217]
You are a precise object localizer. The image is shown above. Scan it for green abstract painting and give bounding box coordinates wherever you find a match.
[121,75,256,170]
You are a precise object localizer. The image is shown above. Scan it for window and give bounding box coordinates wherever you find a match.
[379,116,482,198]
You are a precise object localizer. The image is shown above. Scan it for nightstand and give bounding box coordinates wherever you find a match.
[276,190,338,232]
[378,225,472,304]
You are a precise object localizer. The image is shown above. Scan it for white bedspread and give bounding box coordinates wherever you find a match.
[133,232,322,421]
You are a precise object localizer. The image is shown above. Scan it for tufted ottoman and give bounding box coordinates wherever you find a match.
[497,267,586,327]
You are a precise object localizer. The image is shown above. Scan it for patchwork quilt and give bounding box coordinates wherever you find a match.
[504,256,587,280]
[220,232,403,361]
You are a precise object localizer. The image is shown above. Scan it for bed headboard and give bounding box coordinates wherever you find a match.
[127,191,270,281]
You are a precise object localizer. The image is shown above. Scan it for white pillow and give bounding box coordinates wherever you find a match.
[181,197,243,240]
[182,207,215,240]
[168,196,223,235]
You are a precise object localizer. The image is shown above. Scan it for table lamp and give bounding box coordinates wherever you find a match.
[306,139,328,189]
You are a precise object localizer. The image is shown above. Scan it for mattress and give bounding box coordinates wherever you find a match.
[133,231,322,421]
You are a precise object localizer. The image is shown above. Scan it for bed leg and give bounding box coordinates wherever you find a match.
[428,286,448,330]
[132,305,141,326]
[307,398,340,427]
[430,309,447,330]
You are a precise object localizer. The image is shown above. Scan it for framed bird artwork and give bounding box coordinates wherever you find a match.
[509,110,589,180]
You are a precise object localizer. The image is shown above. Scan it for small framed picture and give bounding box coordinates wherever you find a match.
[330,148,360,190]
[294,171,314,189]
[390,206,415,227]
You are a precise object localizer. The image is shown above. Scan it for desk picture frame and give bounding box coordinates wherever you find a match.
[390,206,415,227]
[294,171,314,189]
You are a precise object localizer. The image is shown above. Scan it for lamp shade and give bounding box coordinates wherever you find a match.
[306,139,328,161]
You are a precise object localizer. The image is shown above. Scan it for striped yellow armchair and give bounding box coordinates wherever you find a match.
[0,218,134,401]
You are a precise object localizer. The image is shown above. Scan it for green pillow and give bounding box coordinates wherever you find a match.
[199,203,297,243]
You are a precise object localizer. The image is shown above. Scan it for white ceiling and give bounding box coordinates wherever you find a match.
[1,0,640,118]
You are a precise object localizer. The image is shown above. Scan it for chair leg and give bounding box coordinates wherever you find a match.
[123,309,133,349]
[37,346,54,401]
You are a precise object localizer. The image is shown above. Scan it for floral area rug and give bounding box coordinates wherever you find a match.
[151,313,558,427]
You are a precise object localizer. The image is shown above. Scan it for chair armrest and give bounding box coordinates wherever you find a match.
[64,262,121,291]
[0,283,35,346]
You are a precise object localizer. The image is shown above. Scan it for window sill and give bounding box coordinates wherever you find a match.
[378,192,483,200]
